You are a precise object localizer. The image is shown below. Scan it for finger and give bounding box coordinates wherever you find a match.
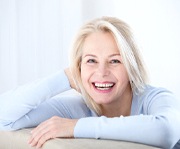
[29,120,50,143]
[29,123,51,146]
[36,132,55,148]
[29,128,50,147]
[28,116,61,147]
[31,119,48,134]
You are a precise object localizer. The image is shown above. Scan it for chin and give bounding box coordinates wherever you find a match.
[93,99,112,105]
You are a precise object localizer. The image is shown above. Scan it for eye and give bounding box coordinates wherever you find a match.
[110,59,121,64]
[87,59,97,63]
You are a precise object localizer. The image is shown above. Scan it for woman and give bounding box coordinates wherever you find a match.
[0,17,180,149]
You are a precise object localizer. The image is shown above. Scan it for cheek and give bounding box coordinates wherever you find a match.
[116,68,130,83]
[81,65,95,90]
[80,65,89,86]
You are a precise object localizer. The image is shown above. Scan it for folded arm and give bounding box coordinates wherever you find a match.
[74,88,180,149]
[0,70,72,129]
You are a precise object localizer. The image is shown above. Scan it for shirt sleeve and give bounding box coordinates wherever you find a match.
[10,92,96,130]
[74,88,180,149]
[0,70,71,128]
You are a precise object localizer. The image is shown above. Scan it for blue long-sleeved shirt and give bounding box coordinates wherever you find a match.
[0,70,180,149]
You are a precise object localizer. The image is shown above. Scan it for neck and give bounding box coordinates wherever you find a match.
[101,84,133,117]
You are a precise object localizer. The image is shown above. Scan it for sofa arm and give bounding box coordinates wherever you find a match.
[0,129,160,149]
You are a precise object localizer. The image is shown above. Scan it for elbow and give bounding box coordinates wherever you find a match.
[163,124,179,149]
[157,113,180,149]
[0,119,23,131]
[0,121,15,131]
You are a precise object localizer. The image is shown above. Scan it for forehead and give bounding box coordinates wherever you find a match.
[82,32,120,55]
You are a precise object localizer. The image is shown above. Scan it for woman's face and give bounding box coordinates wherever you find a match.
[81,31,131,107]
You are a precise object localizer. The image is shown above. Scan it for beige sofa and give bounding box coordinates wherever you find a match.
[0,129,160,149]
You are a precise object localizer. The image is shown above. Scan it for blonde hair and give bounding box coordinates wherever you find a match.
[70,16,148,115]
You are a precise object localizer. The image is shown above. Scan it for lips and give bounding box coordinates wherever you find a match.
[92,82,115,91]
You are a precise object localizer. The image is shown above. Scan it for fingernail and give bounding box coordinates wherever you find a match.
[28,138,31,143]
[29,143,34,147]
[29,143,32,147]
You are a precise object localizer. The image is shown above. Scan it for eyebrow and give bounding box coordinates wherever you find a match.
[83,53,120,58]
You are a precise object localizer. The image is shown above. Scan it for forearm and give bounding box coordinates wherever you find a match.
[0,70,71,129]
[3,92,95,130]
[74,111,180,149]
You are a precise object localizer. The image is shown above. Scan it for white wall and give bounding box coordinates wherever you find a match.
[0,0,83,92]
[0,0,180,98]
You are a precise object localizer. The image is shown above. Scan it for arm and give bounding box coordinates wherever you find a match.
[11,93,96,130]
[22,92,97,148]
[0,70,71,129]
[74,88,180,149]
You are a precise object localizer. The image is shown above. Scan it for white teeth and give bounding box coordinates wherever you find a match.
[96,87,110,90]
[94,83,114,88]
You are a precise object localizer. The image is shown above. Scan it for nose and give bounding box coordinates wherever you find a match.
[96,63,110,77]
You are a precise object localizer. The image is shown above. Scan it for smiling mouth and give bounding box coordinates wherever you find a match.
[93,82,115,90]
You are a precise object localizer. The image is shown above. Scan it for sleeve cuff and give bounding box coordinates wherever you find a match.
[74,117,99,139]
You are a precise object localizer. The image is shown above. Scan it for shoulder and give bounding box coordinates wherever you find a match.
[142,85,173,96]
[139,85,176,102]
[134,85,179,114]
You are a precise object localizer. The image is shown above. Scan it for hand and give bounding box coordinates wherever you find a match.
[64,68,80,92]
[28,116,78,148]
